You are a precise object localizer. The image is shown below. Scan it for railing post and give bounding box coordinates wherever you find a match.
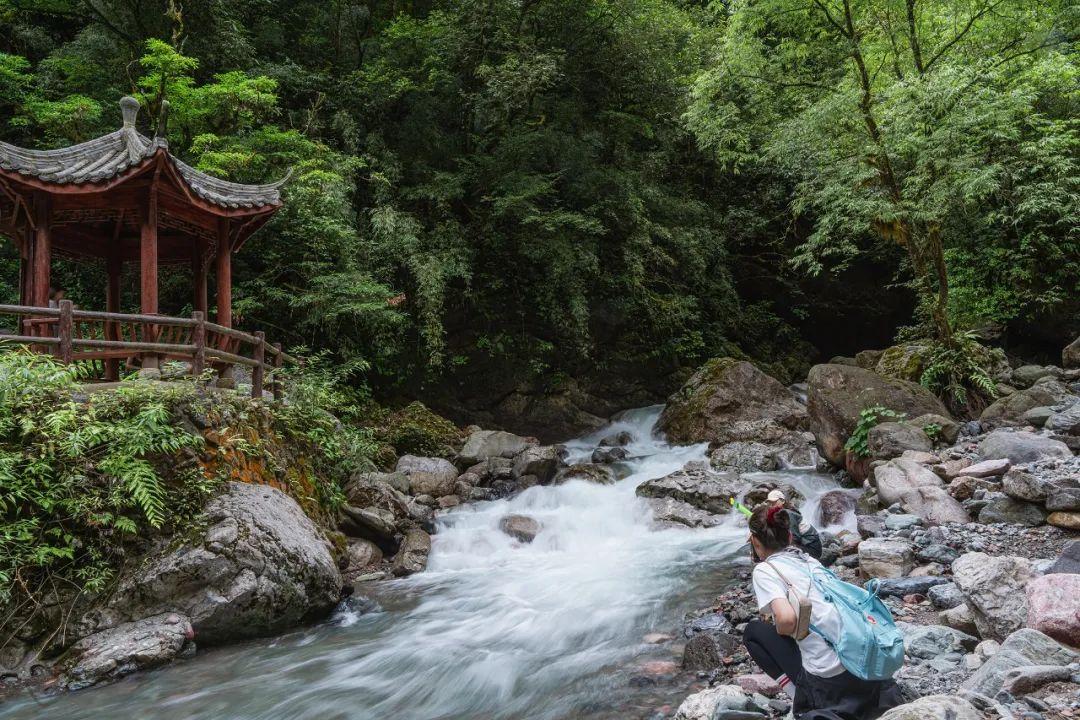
[192,311,206,378]
[272,342,283,401]
[252,330,265,399]
[58,299,73,364]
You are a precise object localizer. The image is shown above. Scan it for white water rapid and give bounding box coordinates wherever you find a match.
[2,406,847,720]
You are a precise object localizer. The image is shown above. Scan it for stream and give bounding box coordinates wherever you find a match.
[1,406,847,720]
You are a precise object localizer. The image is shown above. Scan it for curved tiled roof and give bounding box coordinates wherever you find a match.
[0,97,286,209]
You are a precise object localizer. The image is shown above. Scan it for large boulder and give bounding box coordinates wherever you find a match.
[59,613,194,691]
[458,430,532,465]
[877,696,980,720]
[807,364,950,467]
[397,455,459,498]
[391,528,431,577]
[553,463,615,485]
[817,489,857,526]
[499,514,542,543]
[962,628,1079,696]
[1064,336,1080,369]
[874,342,931,382]
[952,553,1034,642]
[859,537,915,578]
[656,358,807,445]
[80,482,342,645]
[635,464,745,514]
[511,444,568,484]
[981,379,1073,427]
[872,458,969,525]
[647,497,724,529]
[867,422,932,461]
[976,430,1072,465]
[1026,573,1080,647]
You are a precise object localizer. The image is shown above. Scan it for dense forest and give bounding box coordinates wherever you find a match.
[0,0,1076,427]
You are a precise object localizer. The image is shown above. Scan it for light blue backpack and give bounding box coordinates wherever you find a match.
[805,565,905,681]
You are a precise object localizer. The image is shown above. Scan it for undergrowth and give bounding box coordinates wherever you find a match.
[844,405,906,458]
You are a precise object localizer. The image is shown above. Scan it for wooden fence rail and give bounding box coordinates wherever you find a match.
[0,301,297,399]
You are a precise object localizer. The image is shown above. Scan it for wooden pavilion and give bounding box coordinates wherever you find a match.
[0,96,293,391]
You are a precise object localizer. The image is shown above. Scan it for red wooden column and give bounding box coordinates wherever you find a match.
[31,194,51,337]
[18,225,31,308]
[105,253,122,380]
[215,218,232,328]
[140,187,159,369]
[193,238,208,315]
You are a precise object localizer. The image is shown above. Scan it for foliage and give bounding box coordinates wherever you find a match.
[0,349,209,607]
[921,330,999,414]
[844,405,906,458]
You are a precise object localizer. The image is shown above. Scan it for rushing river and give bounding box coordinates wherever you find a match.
[1,406,846,720]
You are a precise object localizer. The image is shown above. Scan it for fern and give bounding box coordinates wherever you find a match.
[844,405,906,458]
[920,330,999,412]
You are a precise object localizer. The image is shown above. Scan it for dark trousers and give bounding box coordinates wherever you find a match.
[743,620,902,720]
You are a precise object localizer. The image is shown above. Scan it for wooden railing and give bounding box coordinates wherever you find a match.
[0,301,297,399]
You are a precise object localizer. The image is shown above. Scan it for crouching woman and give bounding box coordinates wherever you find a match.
[743,505,902,720]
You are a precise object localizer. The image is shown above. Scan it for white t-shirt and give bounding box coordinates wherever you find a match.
[751,549,845,678]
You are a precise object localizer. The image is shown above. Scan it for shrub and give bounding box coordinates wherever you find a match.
[844,405,906,458]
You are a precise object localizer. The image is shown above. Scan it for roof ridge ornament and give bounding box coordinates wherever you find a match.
[120,96,140,128]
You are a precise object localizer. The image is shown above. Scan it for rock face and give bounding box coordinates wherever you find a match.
[962,628,1079,696]
[656,358,807,445]
[647,497,724,528]
[60,613,193,690]
[458,430,532,465]
[806,364,950,467]
[1026,573,1080,647]
[877,695,980,720]
[81,483,342,645]
[499,514,542,543]
[873,458,969,525]
[951,553,1034,642]
[635,464,745,514]
[977,430,1072,464]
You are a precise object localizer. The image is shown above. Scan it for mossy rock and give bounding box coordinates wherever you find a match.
[875,343,932,381]
[379,401,463,459]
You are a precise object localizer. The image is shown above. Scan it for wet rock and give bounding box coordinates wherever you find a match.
[647,497,723,528]
[512,445,568,484]
[397,455,459,498]
[80,482,341,645]
[636,465,745,514]
[682,632,740,671]
[877,695,980,720]
[591,446,627,464]
[961,628,1079,696]
[345,538,382,572]
[1026,573,1080,647]
[817,489,857,526]
[1064,336,1080,369]
[657,358,807,446]
[868,422,932,461]
[458,430,532,465]
[806,363,950,467]
[977,431,1072,465]
[600,431,633,447]
[859,537,915,578]
[391,528,431,577]
[60,613,193,690]
[952,553,1034,641]
[709,441,784,472]
[437,494,460,509]
[499,514,542,543]
[553,463,614,485]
